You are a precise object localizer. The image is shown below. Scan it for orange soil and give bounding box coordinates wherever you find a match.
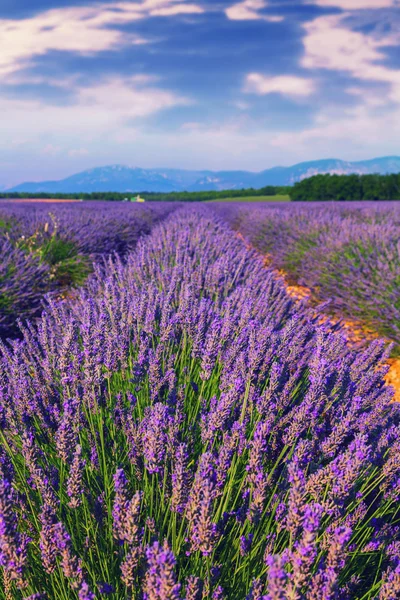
[236,231,400,402]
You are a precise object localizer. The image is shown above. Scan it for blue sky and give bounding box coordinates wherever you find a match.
[1,0,400,187]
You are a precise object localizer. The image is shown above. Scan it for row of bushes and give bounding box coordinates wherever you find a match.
[291,173,400,201]
[0,202,177,338]
[0,207,398,598]
[218,201,400,351]
[0,186,291,202]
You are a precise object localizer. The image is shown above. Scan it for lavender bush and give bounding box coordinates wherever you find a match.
[0,237,50,337]
[218,201,400,350]
[0,207,399,599]
[0,201,177,338]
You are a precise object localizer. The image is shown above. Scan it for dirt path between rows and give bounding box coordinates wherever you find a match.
[236,232,400,402]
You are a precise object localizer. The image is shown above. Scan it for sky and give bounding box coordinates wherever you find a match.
[1,0,400,187]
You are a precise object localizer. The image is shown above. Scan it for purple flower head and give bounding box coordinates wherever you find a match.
[0,477,30,587]
[67,444,86,509]
[78,582,95,600]
[39,502,60,575]
[186,453,218,556]
[121,546,142,589]
[96,582,115,594]
[143,540,181,600]
[140,403,170,474]
[185,576,203,600]
[112,468,143,545]
[212,585,225,599]
[55,398,78,463]
[246,579,265,600]
[54,522,84,589]
[240,533,254,557]
[264,551,290,600]
[171,443,191,514]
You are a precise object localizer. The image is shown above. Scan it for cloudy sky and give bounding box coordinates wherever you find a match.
[1,0,400,187]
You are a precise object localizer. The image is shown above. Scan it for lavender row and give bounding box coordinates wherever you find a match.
[0,207,399,599]
[0,201,177,338]
[216,201,400,350]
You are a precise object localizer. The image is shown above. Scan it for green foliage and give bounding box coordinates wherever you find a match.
[0,186,291,203]
[40,238,91,287]
[40,236,77,265]
[0,292,13,311]
[17,227,91,288]
[282,234,320,272]
[51,254,91,287]
[290,172,400,201]
[209,194,290,203]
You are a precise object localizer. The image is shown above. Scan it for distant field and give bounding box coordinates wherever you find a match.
[209,194,291,202]
[1,198,81,203]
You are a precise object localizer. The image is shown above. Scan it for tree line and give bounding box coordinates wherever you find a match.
[0,186,290,202]
[290,173,400,201]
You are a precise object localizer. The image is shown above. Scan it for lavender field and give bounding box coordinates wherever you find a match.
[0,202,178,338]
[1,202,400,599]
[219,201,400,352]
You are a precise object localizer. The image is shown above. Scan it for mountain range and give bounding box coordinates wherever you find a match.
[5,156,400,193]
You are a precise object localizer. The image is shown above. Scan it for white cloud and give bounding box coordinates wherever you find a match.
[75,76,190,117]
[68,148,89,157]
[2,105,400,182]
[180,122,204,131]
[150,4,204,16]
[41,144,62,156]
[225,0,284,22]
[0,1,204,80]
[301,13,400,103]
[345,86,388,107]
[10,137,30,147]
[311,0,397,8]
[0,77,190,148]
[269,103,400,153]
[244,73,316,96]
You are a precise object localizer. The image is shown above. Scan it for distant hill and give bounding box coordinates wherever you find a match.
[5,157,400,193]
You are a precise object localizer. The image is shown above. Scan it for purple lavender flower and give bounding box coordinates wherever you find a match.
[185,575,203,600]
[143,540,181,600]
[212,585,225,599]
[112,468,142,545]
[200,317,222,380]
[96,582,114,594]
[55,523,84,589]
[286,456,306,540]
[240,533,254,557]
[246,579,265,600]
[0,478,30,587]
[247,470,268,525]
[67,444,86,509]
[55,398,79,463]
[264,551,290,600]
[1,204,400,598]
[308,526,352,600]
[288,503,323,594]
[78,582,95,600]
[121,546,142,589]
[171,443,191,514]
[186,453,218,556]
[39,502,59,575]
[140,403,170,475]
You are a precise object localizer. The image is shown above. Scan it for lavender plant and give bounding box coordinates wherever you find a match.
[218,201,400,350]
[0,207,399,599]
[0,201,177,338]
[0,236,50,337]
